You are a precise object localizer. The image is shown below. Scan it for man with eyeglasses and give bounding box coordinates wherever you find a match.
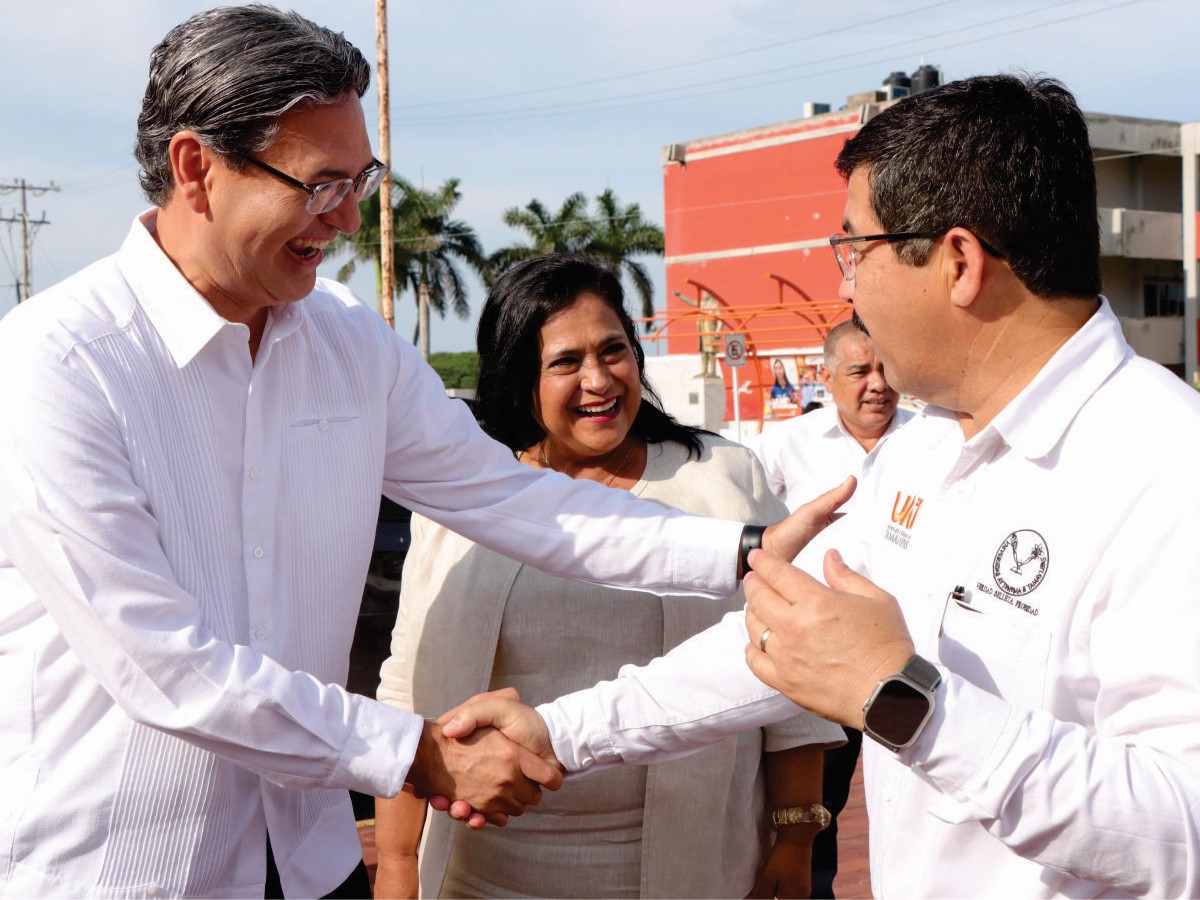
[0,8,849,899]
[441,74,1200,897]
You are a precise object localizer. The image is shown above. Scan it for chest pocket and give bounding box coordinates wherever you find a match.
[937,598,1050,712]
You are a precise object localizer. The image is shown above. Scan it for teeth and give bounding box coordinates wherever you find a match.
[577,398,618,415]
[289,238,329,250]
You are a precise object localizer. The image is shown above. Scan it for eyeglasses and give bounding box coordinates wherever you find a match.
[234,151,389,215]
[829,230,1005,280]
[829,231,941,281]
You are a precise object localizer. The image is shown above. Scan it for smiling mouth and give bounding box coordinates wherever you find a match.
[574,398,620,418]
[286,237,330,262]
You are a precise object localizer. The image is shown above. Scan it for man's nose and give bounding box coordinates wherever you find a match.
[320,187,362,235]
[837,276,854,304]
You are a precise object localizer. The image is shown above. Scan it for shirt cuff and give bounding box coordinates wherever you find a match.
[667,515,743,595]
[331,697,425,798]
[538,689,620,777]
[898,669,1015,822]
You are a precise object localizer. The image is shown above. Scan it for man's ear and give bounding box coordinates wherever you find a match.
[819,364,833,387]
[942,227,988,310]
[167,130,212,214]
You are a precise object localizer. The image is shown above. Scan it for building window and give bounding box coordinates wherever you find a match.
[1143,278,1184,317]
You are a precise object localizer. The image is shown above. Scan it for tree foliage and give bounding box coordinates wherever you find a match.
[489,189,664,328]
[331,178,666,346]
[331,176,488,344]
[427,351,480,390]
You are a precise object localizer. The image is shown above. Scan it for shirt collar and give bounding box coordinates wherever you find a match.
[923,296,1130,459]
[829,401,908,446]
[116,210,228,369]
[116,210,310,369]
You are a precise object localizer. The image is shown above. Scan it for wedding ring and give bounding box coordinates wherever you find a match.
[758,627,773,653]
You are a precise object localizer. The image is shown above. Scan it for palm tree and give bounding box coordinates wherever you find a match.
[332,176,487,358]
[486,192,592,279]
[489,190,664,329]
[589,188,664,327]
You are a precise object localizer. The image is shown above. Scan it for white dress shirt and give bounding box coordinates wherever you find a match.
[539,299,1200,898]
[0,212,744,899]
[751,404,913,512]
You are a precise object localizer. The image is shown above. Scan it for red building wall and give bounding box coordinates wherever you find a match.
[661,112,866,421]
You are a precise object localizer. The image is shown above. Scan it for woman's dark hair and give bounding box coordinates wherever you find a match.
[475,254,708,458]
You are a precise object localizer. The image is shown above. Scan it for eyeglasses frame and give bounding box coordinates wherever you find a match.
[829,230,1004,280]
[233,151,389,215]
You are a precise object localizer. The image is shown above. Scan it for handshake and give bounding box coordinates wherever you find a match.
[405,687,561,828]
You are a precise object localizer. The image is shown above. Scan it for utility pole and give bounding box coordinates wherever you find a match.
[375,0,395,330]
[0,178,59,304]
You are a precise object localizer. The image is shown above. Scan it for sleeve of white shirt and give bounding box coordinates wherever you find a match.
[379,336,742,598]
[902,472,1200,898]
[537,608,843,773]
[0,333,419,800]
[747,429,788,506]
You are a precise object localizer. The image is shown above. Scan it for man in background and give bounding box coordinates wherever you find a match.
[755,320,911,513]
[752,318,911,896]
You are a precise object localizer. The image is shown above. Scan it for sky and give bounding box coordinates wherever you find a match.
[2,0,1198,351]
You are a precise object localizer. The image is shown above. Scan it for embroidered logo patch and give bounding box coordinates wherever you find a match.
[992,529,1049,597]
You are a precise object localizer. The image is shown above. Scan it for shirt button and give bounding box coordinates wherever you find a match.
[318,419,329,431]
[254,627,267,640]
[252,547,264,559]
[579,756,595,769]
[248,468,260,481]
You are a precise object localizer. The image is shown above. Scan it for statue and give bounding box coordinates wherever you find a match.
[674,289,724,379]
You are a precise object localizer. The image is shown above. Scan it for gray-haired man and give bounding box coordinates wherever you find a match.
[0,7,837,897]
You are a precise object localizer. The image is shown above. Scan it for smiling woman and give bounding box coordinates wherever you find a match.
[374,254,837,899]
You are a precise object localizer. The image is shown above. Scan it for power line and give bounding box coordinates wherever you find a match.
[0,179,60,304]
[394,0,962,111]
[398,0,1146,125]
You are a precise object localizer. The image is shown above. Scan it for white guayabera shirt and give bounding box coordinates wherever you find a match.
[751,403,913,513]
[540,300,1200,899]
[0,212,743,899]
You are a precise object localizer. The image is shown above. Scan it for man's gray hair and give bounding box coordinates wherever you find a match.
[135,4,371,206]
[822,319,870,370]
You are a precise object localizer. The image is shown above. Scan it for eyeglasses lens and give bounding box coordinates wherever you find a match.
[356,166,387,201]
[306,165,387,215]
[835,243,854,280]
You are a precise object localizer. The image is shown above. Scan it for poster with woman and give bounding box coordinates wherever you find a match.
[761,356,825,419]
[765,357,799,417]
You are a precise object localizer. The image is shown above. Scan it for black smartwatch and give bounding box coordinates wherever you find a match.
[738,524,766,577]
[862,654,941,752]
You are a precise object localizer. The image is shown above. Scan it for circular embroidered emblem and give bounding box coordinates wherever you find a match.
[992,530,1049,596]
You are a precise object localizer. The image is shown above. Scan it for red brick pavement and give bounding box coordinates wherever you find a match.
[358,754,871,898]
[834,753,872,899]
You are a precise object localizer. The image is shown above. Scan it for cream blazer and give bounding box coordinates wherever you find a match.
[379,435,837,898]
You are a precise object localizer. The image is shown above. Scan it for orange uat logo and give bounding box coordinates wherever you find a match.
[891,492,924,530]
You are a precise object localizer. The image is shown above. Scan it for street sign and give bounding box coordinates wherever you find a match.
[724,333,747,368]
